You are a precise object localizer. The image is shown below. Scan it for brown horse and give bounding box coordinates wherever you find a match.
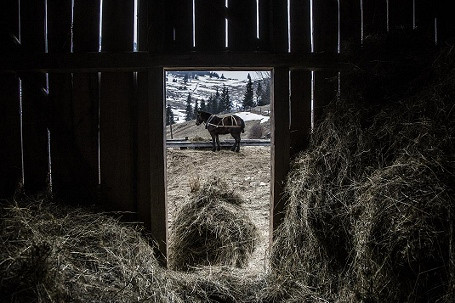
[196,111,245,152]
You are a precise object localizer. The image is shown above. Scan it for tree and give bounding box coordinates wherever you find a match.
[256,82,264,106]
[213,88,221,113]
[200,98,207,112]
[242,73,255,110]
[185,93,193,121]
[220,85,232,112]
[166,104,175,126]
[261,79,271,105]
[193,99,199,119]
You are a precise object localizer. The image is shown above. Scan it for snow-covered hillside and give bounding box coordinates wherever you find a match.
[166,71,270,123]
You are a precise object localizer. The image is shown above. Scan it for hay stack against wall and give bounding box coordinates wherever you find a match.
[168,177,258,271]
[269,37,455,302]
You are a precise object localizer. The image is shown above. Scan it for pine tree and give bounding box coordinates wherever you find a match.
[200,98,207,112]
[166,104,175,126]
[213,88,221,113]
[261,79,271,105]
[242,73,255,110]
[193,99,199,119]
[185,93,193,121]
[256,82,264,106]
[221,85,232,113]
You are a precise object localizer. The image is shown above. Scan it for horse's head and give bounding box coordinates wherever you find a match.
[195,111,203,126]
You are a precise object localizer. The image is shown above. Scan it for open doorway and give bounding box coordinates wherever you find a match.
[165,70,272,273]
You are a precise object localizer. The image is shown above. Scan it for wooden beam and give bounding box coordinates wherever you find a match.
[0,52,349,73]
[270,66,290,239]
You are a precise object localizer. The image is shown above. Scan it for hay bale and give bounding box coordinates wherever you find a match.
[169,177,258,271]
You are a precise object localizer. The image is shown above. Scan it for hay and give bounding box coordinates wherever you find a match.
[268,39,455,302]
[168,177,258,271]
[0,195,263,303]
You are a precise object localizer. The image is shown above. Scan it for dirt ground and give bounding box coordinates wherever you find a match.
[166,146,271,273]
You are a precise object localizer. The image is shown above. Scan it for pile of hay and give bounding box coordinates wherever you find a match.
[268,38,455,302]
[169,178,258,271]
[0,194,262,303]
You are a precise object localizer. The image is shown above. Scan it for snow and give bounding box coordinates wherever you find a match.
[166,71,271,124]
[235,111,270,123]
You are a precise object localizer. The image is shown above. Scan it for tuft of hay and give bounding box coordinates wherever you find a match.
[169,177,258,271]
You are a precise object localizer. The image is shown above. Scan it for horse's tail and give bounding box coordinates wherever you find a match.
[240,118,245,133]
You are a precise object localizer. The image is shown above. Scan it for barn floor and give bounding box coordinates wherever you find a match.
[166,147,271,273]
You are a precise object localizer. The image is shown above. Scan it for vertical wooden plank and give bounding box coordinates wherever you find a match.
[100,72,136,213]
[48,73,99,204]
[20,73,49,194]
[258,0,271,50]
[229,0,257,50]
[289,70,311,157]
[20,0,45,53]
[271,0,288,53]
[73,0,101,52]
[164,0,193,51]
[289,0,311,53]
[340,0,361,51]
[313,71,338,125]
[47,0,72,53]
[415,0,435,38]
[313,0,338,54]
[0,0,20,54]
[100,1,137,215]
[137,69,167,261]
[102,0,134,52]
[20,0,49,194]
[389,0,413,30]
[363,0,387,35]
[0,75,22,198]
[140,0,165,52]
[435,0,455,45]
[271,67,290,237]
[195,0,225,50]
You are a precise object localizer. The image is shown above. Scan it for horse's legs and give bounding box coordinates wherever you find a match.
[231,133,240,152]
[216,134,221,151]
[210,133,216,152]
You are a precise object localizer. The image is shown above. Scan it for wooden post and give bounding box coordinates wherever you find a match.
[137,69,167,262]
[270,66,290,237]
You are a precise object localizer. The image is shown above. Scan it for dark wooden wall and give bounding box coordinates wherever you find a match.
[1,0,454,262]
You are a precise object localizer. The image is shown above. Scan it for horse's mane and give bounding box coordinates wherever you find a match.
[198,111,213,119]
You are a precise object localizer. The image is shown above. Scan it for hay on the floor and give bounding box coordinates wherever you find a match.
[0,196,263,303]
[168,177,258,271]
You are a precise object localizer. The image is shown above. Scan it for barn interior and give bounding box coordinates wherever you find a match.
[1,0,454,302]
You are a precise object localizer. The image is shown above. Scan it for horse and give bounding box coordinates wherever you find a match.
[195,111,245,152]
